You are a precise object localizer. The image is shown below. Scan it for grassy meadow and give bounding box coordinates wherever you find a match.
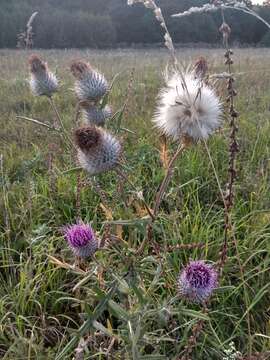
[0,48,270,359]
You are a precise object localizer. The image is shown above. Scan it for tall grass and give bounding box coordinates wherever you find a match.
[0,48,270,359]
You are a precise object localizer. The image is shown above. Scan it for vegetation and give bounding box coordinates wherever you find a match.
[2,0,270,48]
[0,47,270,359]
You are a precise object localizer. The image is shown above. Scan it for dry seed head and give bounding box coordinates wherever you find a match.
[28,54,58,97]
[193,57,208,79]
[82,104,112,127]
[75,126,122,176]
[153,71,222,141]
[74,126,101,152]
[219,22,231,43]
[29,54,47,73]
[70,60,108,101]
[70,60,92,80]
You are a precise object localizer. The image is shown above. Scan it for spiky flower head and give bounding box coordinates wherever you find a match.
[70,60,108,101]
[153,72,222,141]
[81,103,112,127]
[74,126,121,176]
[193,57,208,79]
[178,260,218,303]
[63,222,98,258]
[29,54,58,97]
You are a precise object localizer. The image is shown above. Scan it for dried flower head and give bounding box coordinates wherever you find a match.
[75,126,121,176]
[219,22,231,44]
[178,260,218,303]
[194,57,208,79]
[153,72,222,141]
[81,104,112,127]
[29,54,58,97]
[63,222,98,258]
[70,60,108,101]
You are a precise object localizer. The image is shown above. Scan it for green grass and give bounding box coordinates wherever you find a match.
[0,48,270,359]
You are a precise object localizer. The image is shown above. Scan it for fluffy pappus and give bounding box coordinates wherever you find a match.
[153,72,222,141]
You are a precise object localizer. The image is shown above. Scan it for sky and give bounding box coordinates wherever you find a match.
[252,0,264,3]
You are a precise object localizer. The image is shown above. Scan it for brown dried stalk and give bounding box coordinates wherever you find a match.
[217,18,239,273]
[137,141,187,254]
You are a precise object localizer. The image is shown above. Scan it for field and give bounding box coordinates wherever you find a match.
[0,48,270,359]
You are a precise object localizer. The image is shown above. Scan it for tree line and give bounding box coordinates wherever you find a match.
[1,0,270,48]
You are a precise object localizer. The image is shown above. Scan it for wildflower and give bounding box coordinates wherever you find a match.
[74,126,121,176]
[63,222,98,258]
[29,54,58,97]
[153,72,222,141]
[81,104,112,127]
[178,260,218,303]
[70,60,108,101]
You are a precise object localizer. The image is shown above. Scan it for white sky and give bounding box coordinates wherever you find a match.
[252,0,264,3]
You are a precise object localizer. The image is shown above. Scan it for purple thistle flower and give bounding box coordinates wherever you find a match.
[63,223,98,258]
[178,260,218,303]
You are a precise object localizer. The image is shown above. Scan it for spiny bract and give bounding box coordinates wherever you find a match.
[63,223,98,258]
[82,105,112,127]
[75,126,121,176]
[71,60,108,101]
[178,260,218,303]
[29,54,58,97]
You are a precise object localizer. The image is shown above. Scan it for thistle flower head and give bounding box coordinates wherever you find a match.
[194,57,208,79]
[28,54,58,97]
[70,60,108,101]
[178,260,218,303]
[75,126,121,176]
[63,222,98,258]
[81,104,112,127]
[153,72,222,141]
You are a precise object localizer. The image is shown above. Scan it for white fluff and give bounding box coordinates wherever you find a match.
[153,72,222,141]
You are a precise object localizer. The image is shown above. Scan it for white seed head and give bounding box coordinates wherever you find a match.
[75,126,121,176]
[153,72,222,141]
[71,61,108,101]
[82,105,112,127]
[28,55,58,97]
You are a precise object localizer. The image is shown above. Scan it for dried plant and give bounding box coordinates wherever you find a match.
[17,12,38,49]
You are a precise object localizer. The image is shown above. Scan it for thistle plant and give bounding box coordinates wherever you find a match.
[70,60,113,129]
[153,72,222,141]
[130,0,223,254]
[63,222,98,258]
[29,54,58,97]
[178,260,218,304]
[74,126,122,176]
[81,104,112,127]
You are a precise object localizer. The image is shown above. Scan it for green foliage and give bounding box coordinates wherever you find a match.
[0,48,270,359]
